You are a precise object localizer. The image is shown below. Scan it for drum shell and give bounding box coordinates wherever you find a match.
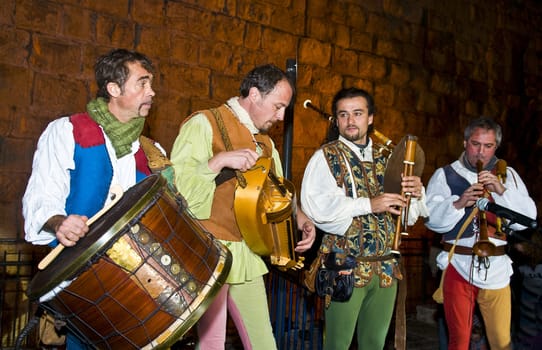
[27,175,232,349]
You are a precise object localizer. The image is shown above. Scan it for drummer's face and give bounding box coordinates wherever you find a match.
[335,96,373,145]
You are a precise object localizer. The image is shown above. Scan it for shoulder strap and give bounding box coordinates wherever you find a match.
[209,108,247,188]
[447,207,479,261]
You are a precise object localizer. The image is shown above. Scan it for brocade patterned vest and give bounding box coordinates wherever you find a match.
[319,140,402,288]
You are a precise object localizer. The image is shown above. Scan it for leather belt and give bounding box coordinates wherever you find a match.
[357,254,394,262]
[442,242,506,256]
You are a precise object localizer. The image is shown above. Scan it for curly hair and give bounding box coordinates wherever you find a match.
[94,49,154,101]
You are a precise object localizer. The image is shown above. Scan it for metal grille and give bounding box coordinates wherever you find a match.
[0,250,324,350]
[0,251,40,349]
[267,270,324,350]
[1,245,430,349]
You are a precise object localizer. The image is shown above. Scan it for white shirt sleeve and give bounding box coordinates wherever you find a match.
[406,188,429,225]
[22,117,143,245]
[22,118,75,245]
[424,167,466,233]
[301,138,429,235]
[494,167,537,231]
[300,149,372,236]
[425,162,537,234]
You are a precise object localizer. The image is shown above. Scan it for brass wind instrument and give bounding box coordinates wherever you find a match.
[472,160,497,257]
[372,129,395,158]
[390,135,418,255]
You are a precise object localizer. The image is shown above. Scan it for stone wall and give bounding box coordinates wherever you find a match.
[1,0,541,246]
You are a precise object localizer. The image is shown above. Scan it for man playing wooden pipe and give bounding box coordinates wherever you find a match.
[300,87,427,350]
[425,116,537,350]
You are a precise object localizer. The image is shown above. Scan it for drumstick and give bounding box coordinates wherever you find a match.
[37,184,124,270]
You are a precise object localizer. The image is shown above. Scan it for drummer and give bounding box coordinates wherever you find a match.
[300,87,428,350]
[22,49,161,349]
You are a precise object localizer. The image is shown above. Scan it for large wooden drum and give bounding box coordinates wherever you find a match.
[27,175,232,349]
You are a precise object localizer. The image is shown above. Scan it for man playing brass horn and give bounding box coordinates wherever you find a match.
[300,87,428,350]
[425,116,537,350]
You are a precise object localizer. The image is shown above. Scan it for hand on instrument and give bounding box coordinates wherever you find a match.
[54,214,89,247]
[454,183,485,209]
[295,210,316,253]
[401,175,423,198]
[208,149,259,172]
[370,194,407,215]
[477,170,506,195]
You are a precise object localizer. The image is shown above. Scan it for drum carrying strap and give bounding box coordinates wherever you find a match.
[139,135,172,172]
[139,135,178,193]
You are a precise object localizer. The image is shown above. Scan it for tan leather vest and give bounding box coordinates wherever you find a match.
[197,104,273,241]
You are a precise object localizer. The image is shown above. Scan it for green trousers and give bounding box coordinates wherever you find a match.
[323,277,397,350]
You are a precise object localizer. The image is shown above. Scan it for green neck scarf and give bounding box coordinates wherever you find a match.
[87,98,145,158]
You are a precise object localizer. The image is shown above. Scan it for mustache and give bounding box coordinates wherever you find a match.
[139,100,153,108]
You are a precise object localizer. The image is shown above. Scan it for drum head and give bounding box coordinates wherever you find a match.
[27,175,164,300]
[383,135,425,194]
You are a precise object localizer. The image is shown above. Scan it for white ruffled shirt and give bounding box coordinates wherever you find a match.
[425,159,537,289]
[300,136,428,237]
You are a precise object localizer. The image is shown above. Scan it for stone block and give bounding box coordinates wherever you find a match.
[32,73,88,114]
[0,29,30,66]
[238,0,271,25]
[214,14,245,46]
[0,65,32,135]
[0,138,35,173]
[30,36,82,76]
[244,22,262,50]
[171,35,200,65]
[62,5,93,41]
[0,202,23,239]
[262,28,297,57]
[199,41,233,72]
[269,6,304,36]
[358,53,386,80]
[299,38,331,67]
[374,84,396,108]
[96,16,135,48]
[350,30,372,52]
[138,26,171,59]
[133,0,167,26]
[332,47,358,75]
[14,0,60,34]
[85,0,130,18]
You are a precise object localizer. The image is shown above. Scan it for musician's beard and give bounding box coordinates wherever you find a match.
[342,127,366,144]
[257,119,276,134]
[258,125,271,134]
